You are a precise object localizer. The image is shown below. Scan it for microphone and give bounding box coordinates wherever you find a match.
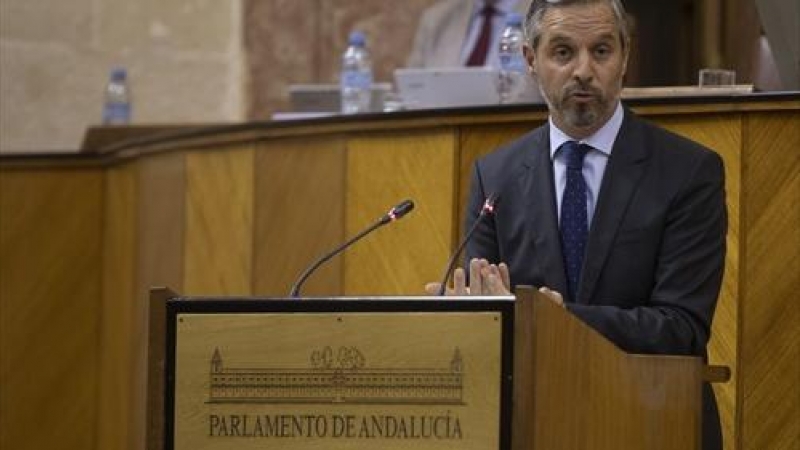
[436,193,499,296]
[289,199,415,298]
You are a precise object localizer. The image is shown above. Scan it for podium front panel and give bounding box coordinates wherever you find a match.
[165,297,515,450]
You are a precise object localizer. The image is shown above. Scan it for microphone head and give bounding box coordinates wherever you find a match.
[481,193,499,215]
[291,199,415,297]
[382,199,415,223]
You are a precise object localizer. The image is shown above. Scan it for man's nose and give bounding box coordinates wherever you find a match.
[573,50,594,82]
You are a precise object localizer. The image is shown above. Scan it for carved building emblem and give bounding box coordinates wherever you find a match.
[209,347,465,405]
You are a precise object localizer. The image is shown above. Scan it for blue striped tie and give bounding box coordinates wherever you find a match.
[559,141,590,302]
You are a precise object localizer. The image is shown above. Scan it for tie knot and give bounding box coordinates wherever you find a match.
[481,3,496,16]
[561,141,589,170]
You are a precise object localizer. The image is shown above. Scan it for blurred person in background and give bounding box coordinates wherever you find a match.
[407,0,531,68]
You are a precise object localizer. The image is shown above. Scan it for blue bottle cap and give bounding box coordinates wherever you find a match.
[506,12,523,27]
[348,31,366,47]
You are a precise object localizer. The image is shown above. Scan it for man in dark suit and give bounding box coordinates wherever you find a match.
[427,0,727,448]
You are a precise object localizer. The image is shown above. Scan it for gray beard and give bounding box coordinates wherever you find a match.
[564,103,600,128]
[539,86,605,131]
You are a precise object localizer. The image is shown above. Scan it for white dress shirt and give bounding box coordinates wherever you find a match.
[549,102,624,227]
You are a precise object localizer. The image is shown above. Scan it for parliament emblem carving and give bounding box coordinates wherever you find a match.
[208,346,465,405]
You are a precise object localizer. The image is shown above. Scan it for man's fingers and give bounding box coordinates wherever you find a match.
[430,259,512,297]
[469,258,483,296]
[425,282,442,295]
[485,273,504,295]
[484,265,511,295]
[499,263,511,291]
[538,286,565,308]
[454,267,468,296]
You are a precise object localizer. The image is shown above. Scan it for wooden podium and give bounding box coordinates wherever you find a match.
[512,288,707,450]
[149,286,720,450]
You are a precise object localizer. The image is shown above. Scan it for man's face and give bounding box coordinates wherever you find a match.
[525,3,628,138]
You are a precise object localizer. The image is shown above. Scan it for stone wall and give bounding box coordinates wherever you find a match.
[0,0,768,153]
[0,0,244,153]
[0,0,440,153]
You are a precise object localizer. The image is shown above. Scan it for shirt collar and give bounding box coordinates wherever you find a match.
[549,101,624,159]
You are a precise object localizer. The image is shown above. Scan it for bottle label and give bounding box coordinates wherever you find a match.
[500,53,527,73]
[103,103,131,124]
[341,70,373,90]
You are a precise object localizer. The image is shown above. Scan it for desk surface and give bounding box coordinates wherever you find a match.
[1,91,797,167]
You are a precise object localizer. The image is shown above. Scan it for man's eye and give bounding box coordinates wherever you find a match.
[594,45,611,58]
[553,47,572,60]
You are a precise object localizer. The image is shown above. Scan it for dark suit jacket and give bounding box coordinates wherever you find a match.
[465,109,727,449]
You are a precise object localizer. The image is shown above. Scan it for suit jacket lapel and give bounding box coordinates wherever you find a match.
[521,128,570,296]
[577,112,650,303]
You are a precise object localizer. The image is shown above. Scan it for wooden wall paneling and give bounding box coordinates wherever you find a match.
[739,111,800,450]
[457,122,541,239]
[253,137,346,297]
[244,0,321,118]
[316,1,439,84]
[184,146,255,296]
[698,0,723,68]
[132,153,187,450]
[723,0,761,84]
[96,161,140,450]
[0,168,103,450]
[0,99,795,450]
[345,129,457,295]
[657,113,742,450]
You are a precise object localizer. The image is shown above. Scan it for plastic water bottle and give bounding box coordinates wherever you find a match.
[498,13,527,104]
[102,67,131,124]
[340,31,373,114]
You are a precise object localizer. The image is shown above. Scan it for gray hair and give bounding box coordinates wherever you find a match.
[524,0,630,49]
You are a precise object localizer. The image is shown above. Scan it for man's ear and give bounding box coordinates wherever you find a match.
[523,44,537,77]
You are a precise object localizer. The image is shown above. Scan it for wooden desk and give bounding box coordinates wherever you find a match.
[1,94,798,450]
